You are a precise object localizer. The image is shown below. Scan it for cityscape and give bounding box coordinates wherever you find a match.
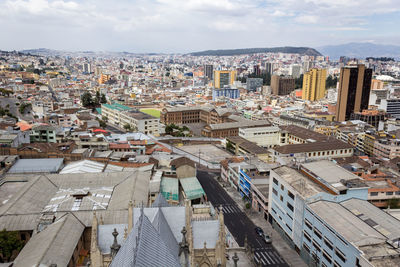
[0,1,400,267]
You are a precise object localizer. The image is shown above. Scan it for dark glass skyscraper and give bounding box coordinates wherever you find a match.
[336,64,372,122]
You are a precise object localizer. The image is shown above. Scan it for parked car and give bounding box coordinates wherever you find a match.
[255,226,264,237]
[263,234,272,244]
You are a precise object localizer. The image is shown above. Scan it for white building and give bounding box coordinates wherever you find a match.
[238,126,281,148]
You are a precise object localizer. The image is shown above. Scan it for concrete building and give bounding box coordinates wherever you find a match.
[267,162,400,267]
[238,126,280,148]
[350,110,386,129]
[102,103,160,136]
[379,99,400,118]
[302,68,327,101]
[246,78,263,92]
[30,124,57,143]
[336,65,372,122]
[271,75,295,96]
[264,62,275,75]
[204,64,213,80]
[291,65,301,79]
[212,88,240,101]
[213,70,236,89]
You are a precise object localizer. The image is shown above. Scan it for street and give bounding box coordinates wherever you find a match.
[197,170,288,267]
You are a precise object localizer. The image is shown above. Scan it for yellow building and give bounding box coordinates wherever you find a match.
[213,70,236,89]
[98,74,111,84]
[302,68,327,101]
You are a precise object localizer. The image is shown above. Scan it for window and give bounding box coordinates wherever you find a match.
[334,260,342,267]
[288,191,295,199]
[370,192,378,196]
[322,250,332,264]
[271,207,276,214]
[314,228,322,239]
[312,240,321,252]
[324,238,333,250]
[303,231,311,242]
[280,195,283,202]
[273,178,279,185]
[287,202,294,212]
[304,219,312,230]
[272,188,278,196]
[386,192,394,195]
[281,184,285,191]
[321,263,328,267]
[303,244,310,253]
[286,223,292,231]
[335,248,346,263]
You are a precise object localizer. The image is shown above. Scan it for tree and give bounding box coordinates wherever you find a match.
[123,123,132,131]
[100,94,107,104]
[165,125,173,135]
[0,229,24,262]
[102,116,108,122]
[94,91,100,105]
[81,92,93,107]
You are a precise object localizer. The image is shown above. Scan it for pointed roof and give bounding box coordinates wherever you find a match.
[111,209,181,267]
[152,208,179,256]
[151,193,170,208]
[13,213,85,266]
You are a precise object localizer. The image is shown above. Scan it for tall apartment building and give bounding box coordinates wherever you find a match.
[213,70,236,89]
[271,75,295,96]
[291,65,301,78]
[302,68,327,101]
[264,62,275,75]
[204,64,213,80]
[336,64,372,122]
[303,61,314,72]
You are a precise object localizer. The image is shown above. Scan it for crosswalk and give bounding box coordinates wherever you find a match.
[254,248,286,266]
[220,204,242,214]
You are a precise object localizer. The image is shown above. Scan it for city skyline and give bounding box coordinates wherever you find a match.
[0,0,399,53]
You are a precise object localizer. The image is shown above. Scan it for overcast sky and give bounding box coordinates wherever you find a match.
[0,0,399,53]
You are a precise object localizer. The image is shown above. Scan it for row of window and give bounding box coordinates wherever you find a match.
[370,191,400,196]
[304,220,347,264]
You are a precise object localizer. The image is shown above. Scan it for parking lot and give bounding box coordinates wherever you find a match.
[178,143,232,164]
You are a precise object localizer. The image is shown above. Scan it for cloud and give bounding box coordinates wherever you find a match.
[0,0,398,52]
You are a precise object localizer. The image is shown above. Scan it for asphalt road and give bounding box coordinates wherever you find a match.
[197,170,288,267]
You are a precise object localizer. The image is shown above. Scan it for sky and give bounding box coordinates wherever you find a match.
[0,0,399,53]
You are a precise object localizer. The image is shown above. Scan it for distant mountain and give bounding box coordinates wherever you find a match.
[189,47,322,57]
[318,43,400,60]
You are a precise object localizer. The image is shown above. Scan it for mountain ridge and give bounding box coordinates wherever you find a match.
[318,42,400,60]
[189,47,322,57]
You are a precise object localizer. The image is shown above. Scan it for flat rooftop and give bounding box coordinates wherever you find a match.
[273,166,324,198]
[301,160,368,191]
[308,200,386,247]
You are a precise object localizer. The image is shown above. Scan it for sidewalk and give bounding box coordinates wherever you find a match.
[217,178,308,267]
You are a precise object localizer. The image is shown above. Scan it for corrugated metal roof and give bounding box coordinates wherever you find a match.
[160,178,179,201]
[13,213,85,266]
[179,177,205,200]
[8,158,64,174]
[60,160,105,174]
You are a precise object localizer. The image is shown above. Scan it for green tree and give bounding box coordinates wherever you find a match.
[94,91,100,105]
[0,229,25,262]
[101,116,108,123]
[81,92,93,107]
[123,123,132,131]
[100,94,107,104]
[165,125,173,134]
